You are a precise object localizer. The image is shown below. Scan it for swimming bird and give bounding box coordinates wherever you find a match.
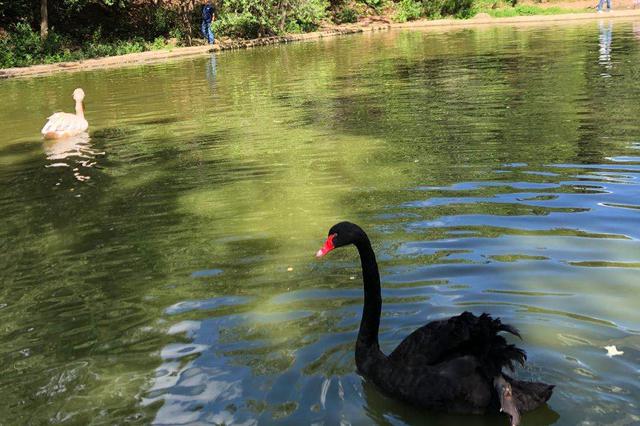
[316,222,553,426]
[41,88,89,139]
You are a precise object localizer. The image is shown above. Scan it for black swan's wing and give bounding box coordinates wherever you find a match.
[382,312,550,422]
[389,311,525,374]
[377,355,495,413]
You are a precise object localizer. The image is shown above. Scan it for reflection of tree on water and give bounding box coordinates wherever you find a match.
[598,21,613,75]
[43,132,104,182]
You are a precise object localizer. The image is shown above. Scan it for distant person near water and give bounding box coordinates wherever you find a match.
[597,0,611,12]
[201,1,216,45]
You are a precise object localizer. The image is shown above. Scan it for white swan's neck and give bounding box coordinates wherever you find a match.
[75,101,85,119]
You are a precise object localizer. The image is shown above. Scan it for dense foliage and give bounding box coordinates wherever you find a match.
[0,0,572,68]
[212,0,329,38]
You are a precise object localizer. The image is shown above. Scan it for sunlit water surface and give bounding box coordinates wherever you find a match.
[1,19,640,426]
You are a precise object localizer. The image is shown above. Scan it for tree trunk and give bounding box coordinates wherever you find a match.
[278,1,288,33]
[40,0,48,39]
[177,0,196,46]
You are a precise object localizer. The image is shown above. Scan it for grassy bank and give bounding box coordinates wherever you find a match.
[5,8,640,79]
[0,23,179,69]
[483,4,588,17]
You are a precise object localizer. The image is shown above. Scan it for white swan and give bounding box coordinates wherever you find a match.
[41,88,89,139]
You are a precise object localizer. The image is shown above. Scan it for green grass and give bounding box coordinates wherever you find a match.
[484,4,588,17]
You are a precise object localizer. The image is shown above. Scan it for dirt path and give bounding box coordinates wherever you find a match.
[2,9,640,80]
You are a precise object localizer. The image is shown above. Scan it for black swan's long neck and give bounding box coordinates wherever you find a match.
[355,236,383,366]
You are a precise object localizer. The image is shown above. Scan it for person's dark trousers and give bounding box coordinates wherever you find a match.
[201,21,215,44]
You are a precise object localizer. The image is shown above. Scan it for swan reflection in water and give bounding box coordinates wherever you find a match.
[43,132,104,182]
[598,20,613,74]
[206,53,217,87]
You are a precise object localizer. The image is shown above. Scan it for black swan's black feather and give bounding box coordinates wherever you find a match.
[318,222,553,425]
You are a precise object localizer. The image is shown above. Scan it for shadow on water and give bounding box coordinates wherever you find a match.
[0,120,285,422]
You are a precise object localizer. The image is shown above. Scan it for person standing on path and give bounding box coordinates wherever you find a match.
[201,0,216,45]
[597,0,612,13]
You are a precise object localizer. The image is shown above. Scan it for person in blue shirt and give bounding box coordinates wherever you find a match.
[597,0,612,12]
[201,1,216,45]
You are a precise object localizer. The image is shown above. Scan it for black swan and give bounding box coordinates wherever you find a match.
[316,222,553,426]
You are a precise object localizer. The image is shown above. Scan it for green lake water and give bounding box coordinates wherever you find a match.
[1,19,639,425]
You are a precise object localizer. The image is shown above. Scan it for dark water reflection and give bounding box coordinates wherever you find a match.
[1,19,640,425]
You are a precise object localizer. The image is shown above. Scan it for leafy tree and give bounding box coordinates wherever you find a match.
[212,0,328,38]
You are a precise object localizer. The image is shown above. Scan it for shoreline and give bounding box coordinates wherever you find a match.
[2,9,640,80]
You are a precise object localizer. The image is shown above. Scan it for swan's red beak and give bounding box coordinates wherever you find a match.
[316,233,337,258]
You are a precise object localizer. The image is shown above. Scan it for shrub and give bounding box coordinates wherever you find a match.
[451,0,476,18]
[421,0,475,19]
[114,39,145,55]
[395,0,422,22]
[363,0,385,10]
[335,6,358,24]
[212,0,327,39]
[169,27,184,42]
[0,38,15,68]
[212,12,263,39]
[0,21,172,68]
[148,7,179,38]
[151,36,166,50]
[8,22,42,65]
[290,0,327,32]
